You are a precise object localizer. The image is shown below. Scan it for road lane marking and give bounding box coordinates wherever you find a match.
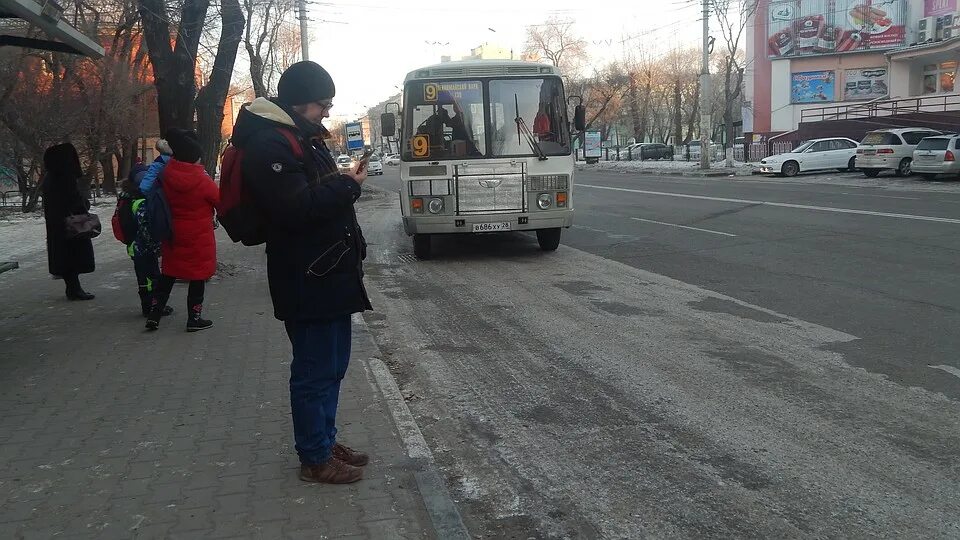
[579,184,960,225]
[838,192,919,200]
[631,217,737,237]
[929,365,960,379]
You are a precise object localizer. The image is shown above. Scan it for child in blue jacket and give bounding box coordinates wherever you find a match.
[140,138,172,194]
[119,165,173,317]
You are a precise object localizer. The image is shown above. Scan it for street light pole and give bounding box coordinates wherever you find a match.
[699,0,711,170]
[298,0,309,61]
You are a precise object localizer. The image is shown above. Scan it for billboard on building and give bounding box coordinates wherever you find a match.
[791,70,836,103]
[843,67,889,101]
[768,0,906,58]
[925,0,957,17]
[345,122,364,151]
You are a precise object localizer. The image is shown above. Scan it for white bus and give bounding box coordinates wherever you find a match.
[380,60,584,259]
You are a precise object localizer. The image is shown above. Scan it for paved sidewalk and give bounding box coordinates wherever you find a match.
[0,230,446,539]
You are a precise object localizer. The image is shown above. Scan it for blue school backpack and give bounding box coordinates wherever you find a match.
[145,178,173,242]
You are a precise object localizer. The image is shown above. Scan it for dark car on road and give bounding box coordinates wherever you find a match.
[637,143,673,161]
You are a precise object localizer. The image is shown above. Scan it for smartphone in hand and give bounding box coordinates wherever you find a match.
[355,149,375,173]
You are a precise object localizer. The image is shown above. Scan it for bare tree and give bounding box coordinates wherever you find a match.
[195,0,244,175]
[712,0,758,147]
[523,18,588,80]
[138,0,210,133]
[242,0,295,98]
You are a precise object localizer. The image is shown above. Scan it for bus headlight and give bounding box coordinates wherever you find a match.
[428,198,444,214]
[537,193,552,210]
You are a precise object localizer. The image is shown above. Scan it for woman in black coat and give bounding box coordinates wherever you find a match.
[42,143,96,300]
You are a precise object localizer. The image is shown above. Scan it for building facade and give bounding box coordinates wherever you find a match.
[745,0,960,137]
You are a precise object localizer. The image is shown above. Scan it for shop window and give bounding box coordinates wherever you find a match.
[923,62,957,94]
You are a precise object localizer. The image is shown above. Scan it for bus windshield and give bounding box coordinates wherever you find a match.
[488,77,569,157]
[403,77,569,160]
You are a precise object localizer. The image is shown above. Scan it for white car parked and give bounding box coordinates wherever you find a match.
[857,127,942,177]
[757,137,859,177]
[366,154,384,175]
[384,154,401,166]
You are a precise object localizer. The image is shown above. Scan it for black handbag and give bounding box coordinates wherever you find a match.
[64,212,102,240]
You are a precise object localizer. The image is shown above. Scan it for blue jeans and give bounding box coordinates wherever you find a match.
[284,316,352,465]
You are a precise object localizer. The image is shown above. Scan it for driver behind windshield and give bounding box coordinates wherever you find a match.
[416,90,481,157]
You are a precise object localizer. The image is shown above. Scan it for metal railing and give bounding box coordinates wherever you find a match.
[801,94,960,123]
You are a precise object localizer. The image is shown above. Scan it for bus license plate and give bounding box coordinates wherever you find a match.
[472,222,511,233]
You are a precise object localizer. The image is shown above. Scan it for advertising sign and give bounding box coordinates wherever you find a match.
[345,122,364,151]
[583,131,602,159]
[925,0,957,17]
[791,70,836,103]
[843,67,888,101]
[768,0,906,58]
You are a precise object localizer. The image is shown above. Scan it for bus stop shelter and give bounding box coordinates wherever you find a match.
[0,0,102,274]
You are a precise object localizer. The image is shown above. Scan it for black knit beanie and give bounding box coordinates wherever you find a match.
[277,61,336,106]
[166,128,202,164]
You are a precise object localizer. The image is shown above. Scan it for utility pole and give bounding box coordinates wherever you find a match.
[699,0,711,170]
[298,0,309,61]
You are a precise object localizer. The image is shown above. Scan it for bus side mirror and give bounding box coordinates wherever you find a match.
[574,105,586,131]
[381,113,396,137]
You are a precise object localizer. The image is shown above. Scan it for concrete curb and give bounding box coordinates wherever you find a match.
[356,317,471,540]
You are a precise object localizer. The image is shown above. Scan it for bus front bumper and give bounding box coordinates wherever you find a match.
[402,211,574,235]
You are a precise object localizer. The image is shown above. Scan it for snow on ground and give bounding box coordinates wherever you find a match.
[0,200,116,269]
[579,159,755,176]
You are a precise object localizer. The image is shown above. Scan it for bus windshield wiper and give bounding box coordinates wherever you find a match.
[514,94,547,161]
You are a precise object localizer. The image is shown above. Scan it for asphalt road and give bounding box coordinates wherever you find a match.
[360,167,960,538]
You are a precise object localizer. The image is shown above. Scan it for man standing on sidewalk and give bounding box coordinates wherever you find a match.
[231,61,373,484]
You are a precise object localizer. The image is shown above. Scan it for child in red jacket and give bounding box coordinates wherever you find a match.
[146,129,220,332]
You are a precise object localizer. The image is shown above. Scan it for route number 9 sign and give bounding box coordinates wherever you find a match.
[412,135,430,157]
[424,83,438,102]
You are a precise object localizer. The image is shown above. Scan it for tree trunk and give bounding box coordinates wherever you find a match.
[686,82,700,144]
[673,78,682,145]
[247,44,268,98]
[99,152,116,195]
[638,70,651,143]
[195,0,245,177]
[628,75,642,142]
[139,0,211,134]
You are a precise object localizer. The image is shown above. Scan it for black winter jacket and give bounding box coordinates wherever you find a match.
[231,98,372,321]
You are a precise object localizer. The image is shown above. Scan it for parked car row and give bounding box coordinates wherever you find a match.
[757,127,960,180]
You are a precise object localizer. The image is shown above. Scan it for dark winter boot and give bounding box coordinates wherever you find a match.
[139,288,172,317]
[145,300,163,331]
[186,299,213,332]
[65,275,94,301]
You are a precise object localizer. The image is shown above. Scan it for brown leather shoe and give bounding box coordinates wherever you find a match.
[299,457,363,484]
[333,443,370,467]
[332,442,370,467]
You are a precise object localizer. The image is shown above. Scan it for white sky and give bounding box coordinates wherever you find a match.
[305,0,708,121]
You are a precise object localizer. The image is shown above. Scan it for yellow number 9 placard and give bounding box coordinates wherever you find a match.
[412,135,430,157]
[424,83,438,102]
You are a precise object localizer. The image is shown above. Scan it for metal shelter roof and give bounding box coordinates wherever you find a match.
[0,0,103,58]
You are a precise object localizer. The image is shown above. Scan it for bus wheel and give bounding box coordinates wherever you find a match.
[413,234,432,259]
[536,228,562,251]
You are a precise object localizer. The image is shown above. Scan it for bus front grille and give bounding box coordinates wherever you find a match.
[455,174,524,214]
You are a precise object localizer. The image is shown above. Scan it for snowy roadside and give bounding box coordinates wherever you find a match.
[578,159,755,177]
